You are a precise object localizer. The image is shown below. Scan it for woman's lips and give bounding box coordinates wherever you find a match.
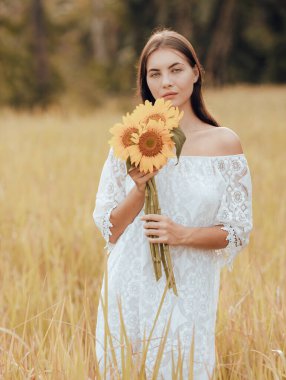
[162,92,178,98]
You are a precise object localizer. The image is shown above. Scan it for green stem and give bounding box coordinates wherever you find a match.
[157,204,178,297]
[146,180,161,280]
[149,184,162,279]
[159,243,169,279]
[145,178,178,296]
[149,177,162,277]
[145,182,158,279]
[163,244,178,296]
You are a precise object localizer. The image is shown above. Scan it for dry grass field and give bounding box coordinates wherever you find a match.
[0,85,285,379]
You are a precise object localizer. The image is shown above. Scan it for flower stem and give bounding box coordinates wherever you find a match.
[151,177,178,297]
[145,181,161,281]
[149,181,162,280]
[163,243,178,296]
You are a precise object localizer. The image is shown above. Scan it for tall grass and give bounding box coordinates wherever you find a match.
[0,85,285,379]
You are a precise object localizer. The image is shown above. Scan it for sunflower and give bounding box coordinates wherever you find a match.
[108,113,140,160]
[131,98,183,130]
[128,119,176,173]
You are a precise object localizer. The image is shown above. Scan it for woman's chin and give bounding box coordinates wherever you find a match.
[170,99,184,108]
[167,98,178,107]
[168,97,186,108]
[157,96,184,109]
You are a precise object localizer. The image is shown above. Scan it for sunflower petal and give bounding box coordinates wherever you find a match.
[109,98,184,171]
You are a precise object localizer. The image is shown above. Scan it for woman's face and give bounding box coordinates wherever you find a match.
[146,48,199,109]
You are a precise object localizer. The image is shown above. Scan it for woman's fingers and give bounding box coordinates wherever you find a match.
[145,229,162,236]
[148,236,167,244]
[128,166,160,193]
[141,214,165,222]
[128,168,143,180]
[129,166,159,175]
[131,169,158,181]
[144,221,160,229]
[128,166,137,173]
[144,170,159,180]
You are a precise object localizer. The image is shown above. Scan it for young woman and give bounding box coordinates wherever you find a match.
[93,29,253,379]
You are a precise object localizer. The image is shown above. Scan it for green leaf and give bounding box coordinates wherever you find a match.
[171,127,186,165]
[126,156,132,172]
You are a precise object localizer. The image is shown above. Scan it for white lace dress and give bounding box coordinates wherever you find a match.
[93,148,253,380]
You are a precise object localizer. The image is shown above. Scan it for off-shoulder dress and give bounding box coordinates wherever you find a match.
[93,148,253,380]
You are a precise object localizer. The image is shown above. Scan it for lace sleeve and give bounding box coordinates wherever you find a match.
[93,148,127,254]
[214,155,253,271]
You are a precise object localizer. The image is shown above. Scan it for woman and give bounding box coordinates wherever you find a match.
[93,29,253,379]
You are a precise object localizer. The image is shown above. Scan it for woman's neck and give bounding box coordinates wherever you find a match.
[179,102,204,133]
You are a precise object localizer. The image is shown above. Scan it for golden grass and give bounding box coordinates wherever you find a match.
[0,85,285,379]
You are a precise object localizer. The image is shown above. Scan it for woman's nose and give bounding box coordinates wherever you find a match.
[161,73,173,87]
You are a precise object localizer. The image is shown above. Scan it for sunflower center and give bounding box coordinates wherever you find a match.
[145,113,166,124]
[138,130,163,157]
[122,127,137,147]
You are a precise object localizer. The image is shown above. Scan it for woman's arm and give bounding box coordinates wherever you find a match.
[108,186,145,243]
[141,214,228,249]
[180,225,229,249]
[142,130,252,265]
[109,167,158,244]
[93,148,157,252]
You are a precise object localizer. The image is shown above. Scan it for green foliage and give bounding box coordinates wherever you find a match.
[0,0,285,108]
[0,0,63,108]
[0,51,63,108]
[171,127,186,164]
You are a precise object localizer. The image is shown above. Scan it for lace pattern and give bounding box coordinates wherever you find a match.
[102,203,118,253]
[94,153,253,379]
[93,148,127,254]
[213,155,252,271]
[224,225,242,247]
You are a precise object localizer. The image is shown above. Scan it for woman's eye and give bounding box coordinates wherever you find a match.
[149,69,181,78]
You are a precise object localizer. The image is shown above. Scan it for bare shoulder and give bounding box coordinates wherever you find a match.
[207,126,244,155]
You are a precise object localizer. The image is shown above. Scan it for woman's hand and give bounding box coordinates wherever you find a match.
[128,166,159,194]
[141,213,188,246]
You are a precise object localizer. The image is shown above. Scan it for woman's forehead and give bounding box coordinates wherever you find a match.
[146,48,188,69]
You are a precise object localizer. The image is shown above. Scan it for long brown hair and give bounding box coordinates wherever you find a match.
[136,29,220,127]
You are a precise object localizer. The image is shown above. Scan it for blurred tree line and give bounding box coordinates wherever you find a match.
[0,0,285,108]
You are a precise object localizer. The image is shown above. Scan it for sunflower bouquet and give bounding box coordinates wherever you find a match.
[108,98,185,296]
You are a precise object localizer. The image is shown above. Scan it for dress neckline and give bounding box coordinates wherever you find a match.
[172,153,245,159]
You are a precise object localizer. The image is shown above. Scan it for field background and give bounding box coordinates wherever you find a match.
[0,85,285,379]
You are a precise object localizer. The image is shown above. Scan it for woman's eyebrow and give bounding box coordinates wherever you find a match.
[148,62,183,73]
